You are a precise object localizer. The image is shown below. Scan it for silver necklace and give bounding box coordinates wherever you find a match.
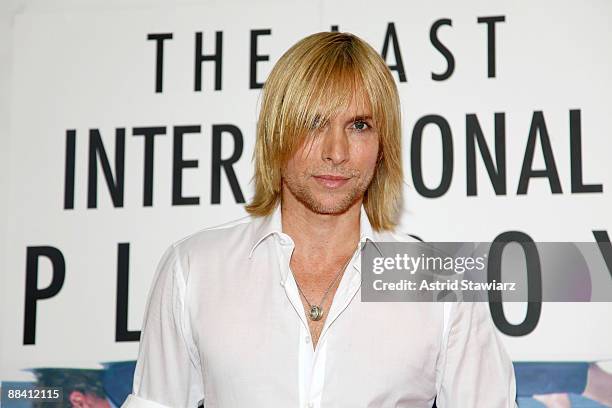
[290,245,357,321]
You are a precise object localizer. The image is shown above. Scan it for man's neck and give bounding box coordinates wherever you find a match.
[280,189,362,265]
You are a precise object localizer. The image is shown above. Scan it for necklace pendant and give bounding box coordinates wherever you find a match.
[309,305,323,321]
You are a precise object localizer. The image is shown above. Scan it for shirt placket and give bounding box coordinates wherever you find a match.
[278,239,362,408]
[308,251,361,408]
[275,236,312,407]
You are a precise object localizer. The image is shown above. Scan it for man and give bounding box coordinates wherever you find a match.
[122,31,517,407]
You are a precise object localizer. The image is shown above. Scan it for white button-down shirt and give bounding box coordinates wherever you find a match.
[122,204,517,408]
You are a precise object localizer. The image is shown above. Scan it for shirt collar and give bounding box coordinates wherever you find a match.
[247,203,381,259]
[247,203,284,259]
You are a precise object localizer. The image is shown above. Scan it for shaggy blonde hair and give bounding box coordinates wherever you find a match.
[245,31,403,231]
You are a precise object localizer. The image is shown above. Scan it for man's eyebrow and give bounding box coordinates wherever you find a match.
[349,115,373,122]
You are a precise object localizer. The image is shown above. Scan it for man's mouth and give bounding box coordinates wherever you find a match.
[313,174,351,189]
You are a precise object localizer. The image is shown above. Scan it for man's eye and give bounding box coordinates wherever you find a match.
[352,120,370,132]
[308,116,327,130]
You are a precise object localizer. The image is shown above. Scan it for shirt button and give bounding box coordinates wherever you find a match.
[305,336,311,343]
[307,403,314,408]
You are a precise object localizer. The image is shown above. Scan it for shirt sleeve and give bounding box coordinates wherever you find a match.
[435,302,517,407]
[121,244,205,408]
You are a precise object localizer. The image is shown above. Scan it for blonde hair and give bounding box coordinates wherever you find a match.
[245,31,403,231]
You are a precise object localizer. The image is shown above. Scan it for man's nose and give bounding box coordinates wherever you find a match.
[320,124,349,165]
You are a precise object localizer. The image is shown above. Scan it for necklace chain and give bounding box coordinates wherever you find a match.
[289,243,359,321]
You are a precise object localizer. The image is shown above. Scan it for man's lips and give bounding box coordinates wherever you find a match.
[313,174,351,188]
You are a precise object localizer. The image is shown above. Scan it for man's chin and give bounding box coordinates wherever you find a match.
[303,196,359,215]
[283,180,363,215]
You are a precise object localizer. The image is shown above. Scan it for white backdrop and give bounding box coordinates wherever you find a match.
[1,0,612,382]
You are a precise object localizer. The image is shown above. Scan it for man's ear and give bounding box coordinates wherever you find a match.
[69,390,86,407]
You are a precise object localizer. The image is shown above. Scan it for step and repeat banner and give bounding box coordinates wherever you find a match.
[2,0,612,405]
